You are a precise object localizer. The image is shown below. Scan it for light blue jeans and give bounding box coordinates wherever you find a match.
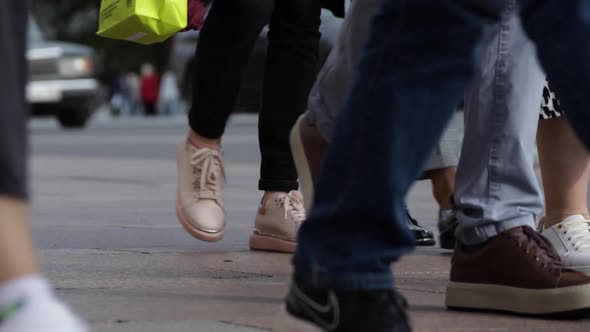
[306,0,545,246]
[294,0,590,290]
[456,1,545,245]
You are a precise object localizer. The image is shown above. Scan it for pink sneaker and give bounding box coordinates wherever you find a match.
[176,140,226,242]
[250,191,306,253]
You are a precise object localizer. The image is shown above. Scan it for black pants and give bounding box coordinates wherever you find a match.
[0,0,28,199]
[189,0,321,192]
[144,102,157,116]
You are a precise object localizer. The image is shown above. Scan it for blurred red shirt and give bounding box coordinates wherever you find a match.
[140,75,160,103]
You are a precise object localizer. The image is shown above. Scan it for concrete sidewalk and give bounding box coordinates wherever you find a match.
[30,115,589,331]
[41,247,590,331]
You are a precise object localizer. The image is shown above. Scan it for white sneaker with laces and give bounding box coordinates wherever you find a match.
[538,214,590,275]
[250,191,306,254]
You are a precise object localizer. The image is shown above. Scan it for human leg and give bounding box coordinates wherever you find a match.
[518,0,590,278]
[283,0,502,329]
[446,1,590,316]
[249,0,321,253]
[538,83,590,226]
[0,2,86,330]
[177,0,274,242]
[295,0,460,246]
[537,82,590,274]
[188,0,274,139]
[454,3,545,246]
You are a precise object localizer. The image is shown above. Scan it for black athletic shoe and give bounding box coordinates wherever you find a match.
[437,208,457,249]
[277,282,411,332]
[406,210,436,246]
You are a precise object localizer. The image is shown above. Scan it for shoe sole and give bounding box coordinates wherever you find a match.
[249,233,296,254]
[290,115,314,211]
[446,281,590,317]
[273,306,324,332]
[176,201,225,242]
[577,266,590,276]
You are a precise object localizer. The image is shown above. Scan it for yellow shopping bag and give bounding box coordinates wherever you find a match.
[97,0,187,45]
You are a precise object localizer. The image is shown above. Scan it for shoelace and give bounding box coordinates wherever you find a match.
[518,226,562,270]
[559,219,590,251]
[189,146,225,201]
[278,192,306,226]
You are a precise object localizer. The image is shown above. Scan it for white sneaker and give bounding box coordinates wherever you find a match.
[176,140,226,242]
[0,296,87,332]
[538,214,590,275]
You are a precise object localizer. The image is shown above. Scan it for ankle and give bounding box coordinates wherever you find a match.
[432,188,454,209]
[188,130,221,150]
[262,191,288,201]
[436,196,454,210]
[427,168,456,209]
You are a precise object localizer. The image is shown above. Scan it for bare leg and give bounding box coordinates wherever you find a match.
[425,167,456,209]
[0,198,38,282]
[537,117,590,227]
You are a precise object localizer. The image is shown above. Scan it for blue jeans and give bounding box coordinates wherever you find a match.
[293,0,590,290]
[308,0,461,172]
[456,1,545,245]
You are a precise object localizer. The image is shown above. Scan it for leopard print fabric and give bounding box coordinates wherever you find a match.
[540,80,563,119]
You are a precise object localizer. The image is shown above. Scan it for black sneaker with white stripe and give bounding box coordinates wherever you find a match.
[276,282,411,332]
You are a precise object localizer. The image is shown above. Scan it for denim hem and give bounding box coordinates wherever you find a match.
[294,266,395,291]
[456,213,537,245]
[258,179,299,192]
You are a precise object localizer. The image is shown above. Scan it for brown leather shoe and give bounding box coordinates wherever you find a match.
[289,112,328,211]
[446,226,590,317]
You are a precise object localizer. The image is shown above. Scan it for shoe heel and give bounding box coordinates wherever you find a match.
[249,233,296,254]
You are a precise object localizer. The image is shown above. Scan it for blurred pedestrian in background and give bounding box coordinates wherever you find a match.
[140,63,160,116]
[110,68,132,116]
[126,70,141,116]
[158,68,181,115]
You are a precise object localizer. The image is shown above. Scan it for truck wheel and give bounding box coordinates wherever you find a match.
[57,109,91,129]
